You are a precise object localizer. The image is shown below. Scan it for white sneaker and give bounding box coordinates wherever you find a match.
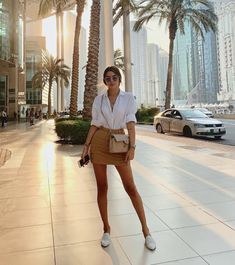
[145,235,156,251]
[101,233,111,247]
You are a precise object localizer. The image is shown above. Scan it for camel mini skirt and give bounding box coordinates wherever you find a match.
[90,127,128,165]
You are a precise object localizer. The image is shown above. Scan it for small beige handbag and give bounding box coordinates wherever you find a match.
[109,133,129,153]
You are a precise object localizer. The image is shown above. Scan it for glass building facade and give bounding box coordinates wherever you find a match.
[0,0,25,116]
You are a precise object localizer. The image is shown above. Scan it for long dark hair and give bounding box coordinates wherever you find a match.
[103,66,122,84]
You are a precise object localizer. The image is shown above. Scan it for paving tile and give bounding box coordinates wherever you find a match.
[53,218,103,246]
[203,250,235,265]
[174,223,235,255]
[108,198,136,215]
[50,190,97,207]
[156,206,218,229]
[225,220,235,230]
[110,211,168,237]
[52,202,100,222]
[0,224,53,254]
[143,193,193,212]
[0,195,50,212]
[0,248,54,265]
[55,239,131,265]
[153,256,208,265]
[178,189,233,205]
[204,201,235,221]
[117,231,198,265]
[0,207,51,229]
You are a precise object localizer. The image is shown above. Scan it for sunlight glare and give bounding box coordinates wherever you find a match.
[42,16,57,57]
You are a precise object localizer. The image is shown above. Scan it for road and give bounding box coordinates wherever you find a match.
[137,119,235,146]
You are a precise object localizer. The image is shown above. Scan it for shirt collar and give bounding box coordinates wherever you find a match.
[104,89,125,97]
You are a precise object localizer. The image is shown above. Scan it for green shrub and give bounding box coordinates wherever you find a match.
[136,107,160,123]
[55,119,90,144]
[55,116,81,123]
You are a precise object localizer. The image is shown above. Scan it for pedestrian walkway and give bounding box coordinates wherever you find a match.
[0,120,235,265]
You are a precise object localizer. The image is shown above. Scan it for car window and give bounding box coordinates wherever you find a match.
[162,110,172,118]
[180,109,208,118]
[172,110,182,119]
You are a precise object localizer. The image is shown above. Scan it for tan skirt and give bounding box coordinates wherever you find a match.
[90,127,128,165]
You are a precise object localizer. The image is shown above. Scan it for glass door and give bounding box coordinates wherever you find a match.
[0,75,8,111]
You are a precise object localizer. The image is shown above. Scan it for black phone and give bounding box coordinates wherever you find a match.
[78,154,90,167]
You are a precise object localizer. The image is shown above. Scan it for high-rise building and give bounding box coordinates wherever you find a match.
[25,36,51,111]
[173,20,219,105]
[147,43,160,107]
[158,49,168,107]
[173,23,193,104]
[0,0,25,117]
[215,1,235,107]
[130,21,148,107]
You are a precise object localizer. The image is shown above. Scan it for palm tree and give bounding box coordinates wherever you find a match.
[114,49,125,73]
[113,0,137,92]
[32,50,70,115]
[134,0,218,109]
[83,0,101,120]
[70,0,86,116]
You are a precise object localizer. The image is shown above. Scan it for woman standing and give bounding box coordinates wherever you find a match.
[82,66,156,250]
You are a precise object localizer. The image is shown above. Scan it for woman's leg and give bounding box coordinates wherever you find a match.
[93,163,110,233]
[115,163,150,237]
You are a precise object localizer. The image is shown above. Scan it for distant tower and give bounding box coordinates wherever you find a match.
[215,1,235,107]
[147,43,160,107]
[130,21,148,107]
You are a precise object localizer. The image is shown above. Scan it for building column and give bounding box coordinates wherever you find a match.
[97,0,114,94]
[123,5,132,92]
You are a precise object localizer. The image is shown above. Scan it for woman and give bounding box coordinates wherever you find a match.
[81,66,156,250]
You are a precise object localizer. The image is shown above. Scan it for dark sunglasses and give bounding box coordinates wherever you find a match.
[104,75,119,83]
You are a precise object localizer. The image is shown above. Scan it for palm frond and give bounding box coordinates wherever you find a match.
[38,0,54,17]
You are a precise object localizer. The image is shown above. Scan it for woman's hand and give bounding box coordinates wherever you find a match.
[125,147,135,162]
[81,145,90,161]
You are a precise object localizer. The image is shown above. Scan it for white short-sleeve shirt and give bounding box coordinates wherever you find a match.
[91,90,137,129]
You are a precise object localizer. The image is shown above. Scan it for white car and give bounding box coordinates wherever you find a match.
[195,108,214,118]
[153,108,226,139]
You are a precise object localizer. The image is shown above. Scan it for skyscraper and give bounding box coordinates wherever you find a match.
[158,49,168,107]
[147,43,160,107]
[130,21,148,107]
[215,1,235,107]
[173,22,193,104]
[0,0,25,117]
[173,19,219,105]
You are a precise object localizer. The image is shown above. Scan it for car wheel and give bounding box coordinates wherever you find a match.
[183,126,192,137]
[156,124,164,133]
[214,136,222,139]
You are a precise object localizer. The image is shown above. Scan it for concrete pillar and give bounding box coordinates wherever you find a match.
[97,0,114,94]
[123,5,132,92]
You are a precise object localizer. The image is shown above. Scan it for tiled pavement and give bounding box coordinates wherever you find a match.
[0,120,235,265]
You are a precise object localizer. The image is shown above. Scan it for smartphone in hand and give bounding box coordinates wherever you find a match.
[78,154,90,167]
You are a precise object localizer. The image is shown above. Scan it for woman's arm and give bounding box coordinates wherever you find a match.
[81,125,98,159]
[125,121,136,161]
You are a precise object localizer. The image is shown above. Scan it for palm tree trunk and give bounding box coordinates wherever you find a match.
[48,80,52,115]
[60,12,65,111]
[56,13,61,112]
[70,0,86,116]
[123,3,132,92]
[83,0,101,120]
[165,37,174,109]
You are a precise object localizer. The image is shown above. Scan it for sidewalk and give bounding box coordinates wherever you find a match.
[0,120,235,265]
